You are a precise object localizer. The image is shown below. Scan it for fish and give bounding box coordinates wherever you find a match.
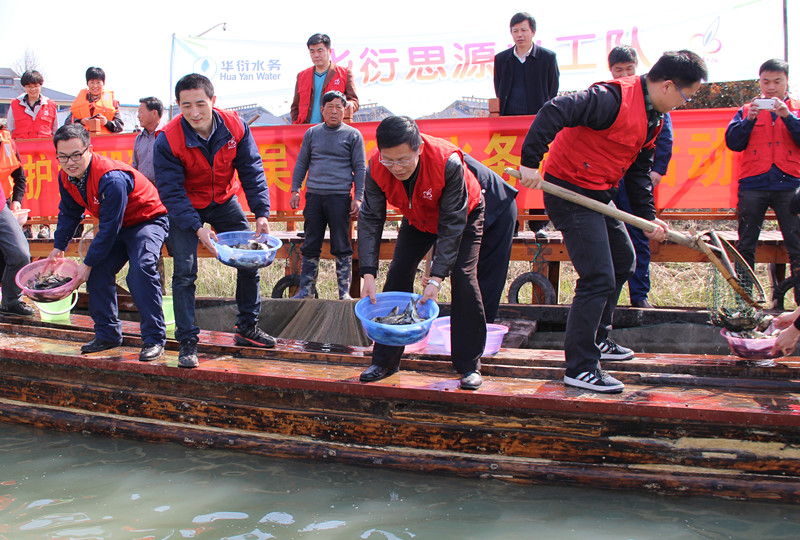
[232,240,270,250]
[27,272,73,291]
[372,298,425,325]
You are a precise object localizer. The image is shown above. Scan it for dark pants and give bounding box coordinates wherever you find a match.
[0,206,30,308]
[167,196,260,342]
[370,206,486,374]
[301,192,353,258]
[88,216,168,345]
[544,191,635,375]
[737,190,800,282]
[614,179,651,303]
[478,203,517,323]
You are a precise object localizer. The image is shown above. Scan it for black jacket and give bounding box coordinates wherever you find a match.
[494,44,559,116]
[520,80,658,220]
[464,154,517,228]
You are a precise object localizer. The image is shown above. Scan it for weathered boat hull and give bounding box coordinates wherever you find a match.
[0,315,798,502]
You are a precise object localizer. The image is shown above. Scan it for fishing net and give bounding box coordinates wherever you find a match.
[704,232,770,332]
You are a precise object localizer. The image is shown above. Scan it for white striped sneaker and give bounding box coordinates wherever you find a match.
[564,369,624,393]
[598,338,634,361]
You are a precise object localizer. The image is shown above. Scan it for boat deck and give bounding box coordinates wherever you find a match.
[1,312,799,502]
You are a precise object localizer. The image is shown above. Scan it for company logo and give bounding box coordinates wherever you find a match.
[193,56,218,79]
[422,188,433,201]
[691,17,723,55]
[227,138,237,150]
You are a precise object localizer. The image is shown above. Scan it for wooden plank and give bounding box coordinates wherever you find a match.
[2,318,800,502]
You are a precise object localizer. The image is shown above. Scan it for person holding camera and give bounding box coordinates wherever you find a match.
[726,59,800,295]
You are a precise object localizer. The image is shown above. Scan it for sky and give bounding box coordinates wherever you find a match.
[0,0,795,120]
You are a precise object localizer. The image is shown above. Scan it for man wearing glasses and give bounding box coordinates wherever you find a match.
[47,124,169,361]
[357,116,486,390]
[518,50,708,393]
[290,91,365,299]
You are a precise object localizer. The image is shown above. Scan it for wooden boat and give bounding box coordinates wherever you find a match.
[0,309,799,503]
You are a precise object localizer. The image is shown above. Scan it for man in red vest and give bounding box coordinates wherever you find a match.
[519,50,708,393]
[726,58,800,300]
[154,73,275,369]
[358,116,485,390]
[47,124,169,361]
[290,33,359,124]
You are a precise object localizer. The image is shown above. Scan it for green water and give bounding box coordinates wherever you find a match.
[0,423,799,539]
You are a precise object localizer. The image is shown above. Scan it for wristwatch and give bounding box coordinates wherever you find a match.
[428,280,442,290]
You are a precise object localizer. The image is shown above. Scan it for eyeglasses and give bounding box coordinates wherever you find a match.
[671,81,691,103]
[56,146,89,164]
[379,155,416,168]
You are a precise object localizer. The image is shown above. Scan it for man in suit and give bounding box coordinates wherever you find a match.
[493,12,559,117]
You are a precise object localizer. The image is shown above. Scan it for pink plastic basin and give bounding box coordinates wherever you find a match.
[16,259,80,303]
[440,322,509,356]
[720,327,783,360]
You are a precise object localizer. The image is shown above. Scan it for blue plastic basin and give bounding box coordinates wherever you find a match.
[354,292,439,346]
[210,231,282,270]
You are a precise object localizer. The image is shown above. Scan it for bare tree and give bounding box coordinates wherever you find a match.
[11,49,40,76]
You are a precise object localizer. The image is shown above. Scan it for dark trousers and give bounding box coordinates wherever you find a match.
[544,191,635,374]
[167,196,260,342]
[614,179,651,302]
[0,206,30,307]
[478,204,517,322]
[737,190,800,280]
[301,192,353,258]
[88,216,168,345]
[371,207,486,374]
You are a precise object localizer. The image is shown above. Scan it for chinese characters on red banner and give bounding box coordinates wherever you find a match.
[11,110,742,217]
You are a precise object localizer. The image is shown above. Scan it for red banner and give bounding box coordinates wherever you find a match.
[10,109,741,217]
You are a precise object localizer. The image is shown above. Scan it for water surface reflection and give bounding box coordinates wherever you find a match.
[0,424,798,539]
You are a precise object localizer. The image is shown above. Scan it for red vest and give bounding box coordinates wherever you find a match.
[10,96,58,139]
[59,153,166,227]
[545,76,660,190]
[739,97,800,178]
[294,64,349,124]
[70,89,117,135]
[0,130,20,201]
[369,134,482,233]
[162,108,245,209]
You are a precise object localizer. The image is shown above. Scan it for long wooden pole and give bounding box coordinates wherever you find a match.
[504,168,768,309]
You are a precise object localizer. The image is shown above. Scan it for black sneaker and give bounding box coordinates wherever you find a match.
[178,339,199,368]
[564,369,624,393]
[235,325,276,348]
[0,302,35,317]
[598,338,634,361]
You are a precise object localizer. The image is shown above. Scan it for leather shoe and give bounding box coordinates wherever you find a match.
[460,371,483,390]
[81,338,122,354]
[631,299,654,308]
[359,364,398,382]
[139,343,164,362]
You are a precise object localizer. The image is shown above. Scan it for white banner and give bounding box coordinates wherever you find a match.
[170,0,785,118]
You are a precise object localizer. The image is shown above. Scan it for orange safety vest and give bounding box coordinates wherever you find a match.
[0,130,21,201]
[294,64,349,124]
[70,89,117,135]
[545,76,660,190]
[369,134,482,234]
[739,97,800,179]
